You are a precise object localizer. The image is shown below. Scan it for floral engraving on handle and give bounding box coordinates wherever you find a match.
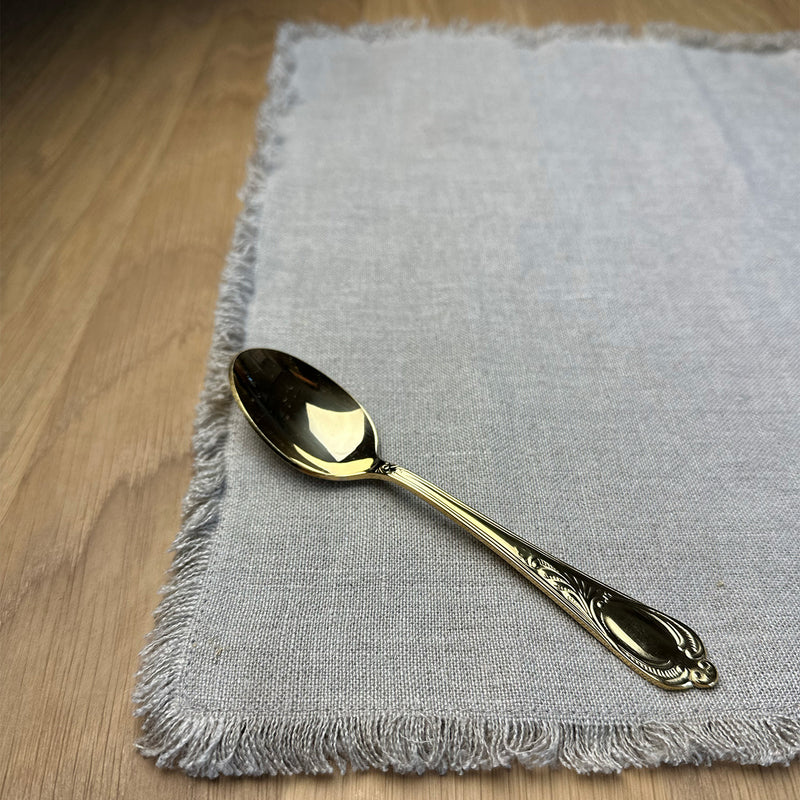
[510,538,717,690]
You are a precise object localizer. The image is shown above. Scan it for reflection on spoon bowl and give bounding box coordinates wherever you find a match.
[230,348,381,479]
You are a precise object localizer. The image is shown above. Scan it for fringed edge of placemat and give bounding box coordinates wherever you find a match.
[133,21,800,778]
[135,712,800,778]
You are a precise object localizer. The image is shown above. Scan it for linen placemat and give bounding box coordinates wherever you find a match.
[134,23,800,777]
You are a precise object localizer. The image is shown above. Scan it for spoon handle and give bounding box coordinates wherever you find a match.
[374,463,717,691]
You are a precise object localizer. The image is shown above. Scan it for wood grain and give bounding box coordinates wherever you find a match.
[1,0,797,798]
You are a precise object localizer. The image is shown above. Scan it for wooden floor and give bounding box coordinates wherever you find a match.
[1,0,798,798]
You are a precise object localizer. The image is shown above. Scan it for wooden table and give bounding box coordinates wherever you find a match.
[2,0,798,797]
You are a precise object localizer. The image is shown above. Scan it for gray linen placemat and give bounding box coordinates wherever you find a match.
[134,22,800,777]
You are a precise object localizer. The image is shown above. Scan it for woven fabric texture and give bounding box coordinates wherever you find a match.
[135,23,800,776]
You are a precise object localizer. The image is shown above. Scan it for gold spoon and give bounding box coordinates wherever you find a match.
[230,348,718,690]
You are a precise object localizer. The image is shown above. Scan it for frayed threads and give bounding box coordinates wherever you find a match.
[274,19,799,53]
[135,712,800,778]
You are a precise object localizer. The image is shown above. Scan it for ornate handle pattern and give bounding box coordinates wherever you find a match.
[374,463,717,690]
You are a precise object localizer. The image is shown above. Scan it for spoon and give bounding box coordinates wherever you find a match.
[230,348,717,690]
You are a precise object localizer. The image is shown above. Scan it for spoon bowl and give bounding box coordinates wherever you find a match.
[230,349,383,479]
